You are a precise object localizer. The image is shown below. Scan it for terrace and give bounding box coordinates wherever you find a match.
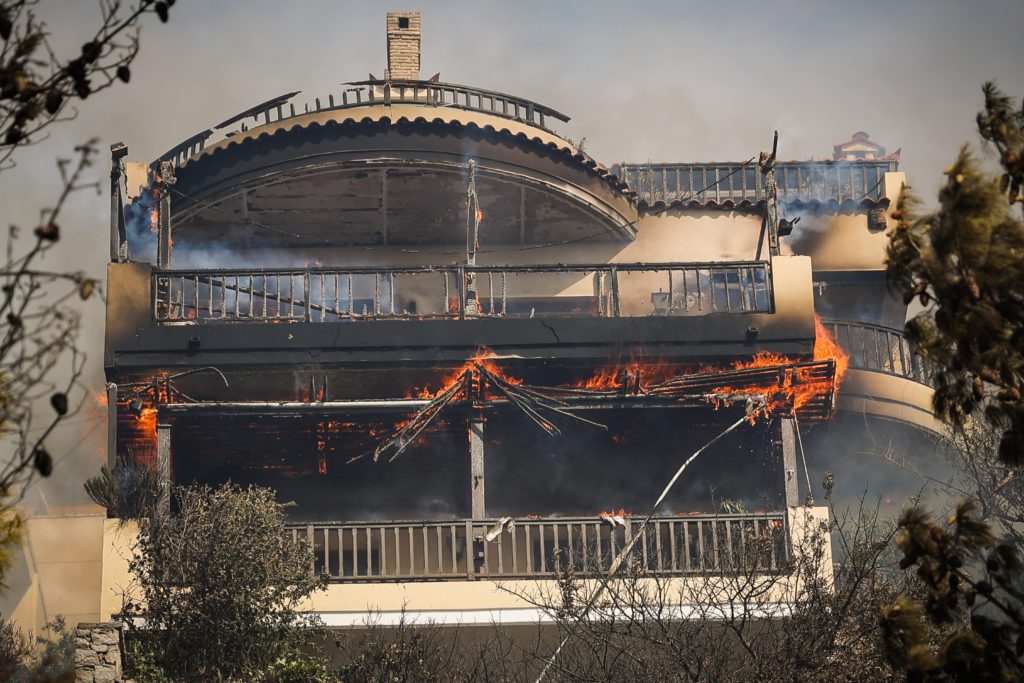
[151,261,773,323]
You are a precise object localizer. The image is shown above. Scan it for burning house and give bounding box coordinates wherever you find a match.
[98,12,939,625]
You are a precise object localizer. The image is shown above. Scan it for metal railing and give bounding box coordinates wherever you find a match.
[820,319,934,386]
[155,80,570,168]
[287,513,788,582]
[617,160,898,206]
[152,261,773,323]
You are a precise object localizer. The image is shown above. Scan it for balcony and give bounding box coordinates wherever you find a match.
[819,319,933,386]
[819,319,942,434]
[617,160,899,209]
[105,256,815,374]
[289,513,789,582]
[100,509,830,624]
[152,261,773,324]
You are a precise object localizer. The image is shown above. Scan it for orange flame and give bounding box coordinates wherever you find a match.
[137,407,157,441]
[709,315,850,418]
[405,346,521,399]
[571,358,682,392]
[567,315,850,420]
[813,316,848,387]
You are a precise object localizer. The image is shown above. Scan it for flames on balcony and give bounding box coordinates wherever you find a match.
[115,317,847,490]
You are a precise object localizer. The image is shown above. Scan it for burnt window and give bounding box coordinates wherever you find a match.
[398,16,410,28]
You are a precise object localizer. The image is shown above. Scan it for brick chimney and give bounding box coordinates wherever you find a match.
[386,12,421,81]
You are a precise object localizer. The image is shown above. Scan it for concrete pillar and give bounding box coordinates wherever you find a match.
[156,161,173,269]
[469,419,485,519]
[109,142,128,263]
[156,418,172,513]
[780,415,799,508]
[106,383,118,470]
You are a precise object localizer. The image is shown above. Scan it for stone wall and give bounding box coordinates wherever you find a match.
[74,621,124,683]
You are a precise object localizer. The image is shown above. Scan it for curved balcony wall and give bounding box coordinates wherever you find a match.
[820,319,943,434]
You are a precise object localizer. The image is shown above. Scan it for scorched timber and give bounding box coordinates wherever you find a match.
[158,358,836,419]
[159,395,763,416]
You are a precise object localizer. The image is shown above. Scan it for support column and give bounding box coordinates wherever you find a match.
[463,160,480,317]
[380,168,388,246]
[156,160,174,269]
[109,143,128,263]
[156,418,172,514]
[469,418,485,519]
[760,131,781,257]
[780,415,799,508]
[106,383,118,470]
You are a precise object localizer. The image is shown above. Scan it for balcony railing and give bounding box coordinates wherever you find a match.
[152,261,773,323]
[287,513,788,582]
[155,80,571,168]
[820,319,934,386]
[617,160,898,206]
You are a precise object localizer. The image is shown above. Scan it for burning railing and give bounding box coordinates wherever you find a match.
[287,512,788,582]
[819,319,934,386]
[152,261,772,323]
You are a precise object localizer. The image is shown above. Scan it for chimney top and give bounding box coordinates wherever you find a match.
[386,11,421,81]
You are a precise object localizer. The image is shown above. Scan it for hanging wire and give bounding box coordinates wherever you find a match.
[534,399,767,683]
[792,413,814,505]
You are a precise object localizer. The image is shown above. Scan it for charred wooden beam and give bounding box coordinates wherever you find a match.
[156,161,175,269]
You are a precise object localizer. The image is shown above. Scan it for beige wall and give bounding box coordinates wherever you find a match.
[779,171,906,272]
[837,368,943,434]
[99,519,137,623]
[0,513,105,633]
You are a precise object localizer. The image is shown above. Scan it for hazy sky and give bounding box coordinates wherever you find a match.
[3,0,1023,507]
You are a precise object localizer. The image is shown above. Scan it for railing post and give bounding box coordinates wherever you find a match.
[303,271,312,322]
[153,274,164,321]
[458,266,467,319]
[609,266,621,317]
[307,524,315,576]
[465,519,476,580]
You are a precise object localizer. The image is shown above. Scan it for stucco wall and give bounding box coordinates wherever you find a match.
[0,513,105,633]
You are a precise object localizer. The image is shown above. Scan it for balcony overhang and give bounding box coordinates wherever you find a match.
[105,257,816,372]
